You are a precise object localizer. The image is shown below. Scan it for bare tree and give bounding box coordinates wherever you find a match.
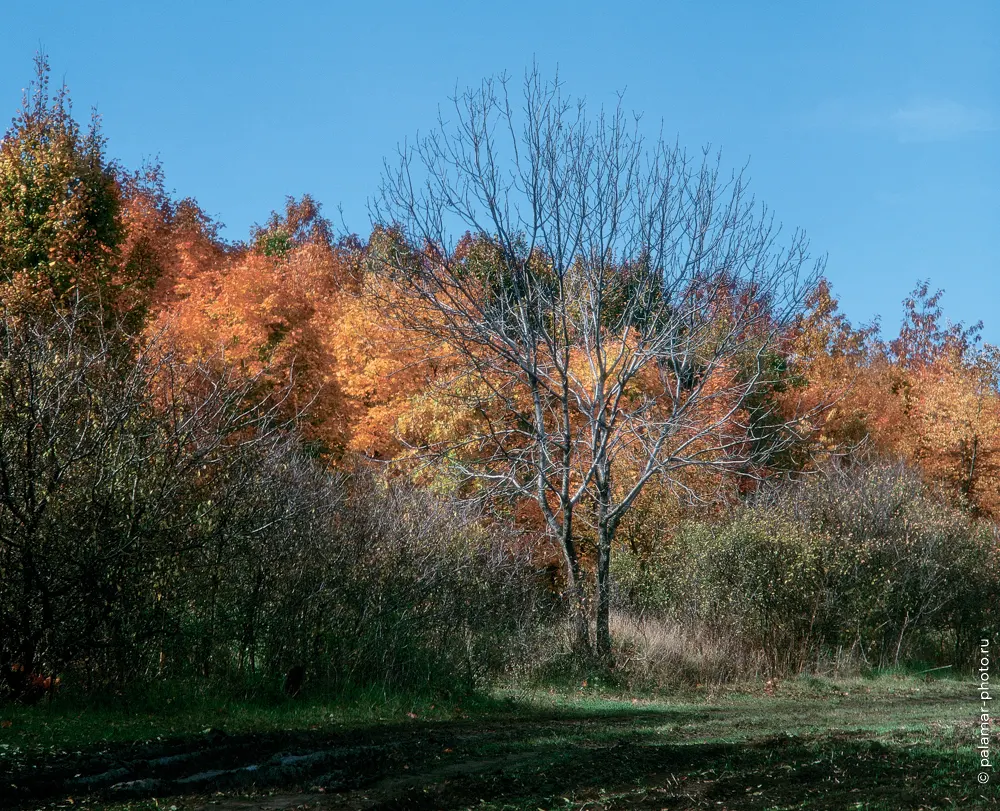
[371,67,823,658]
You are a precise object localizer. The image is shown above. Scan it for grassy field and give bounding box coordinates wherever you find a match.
[0,673,990,810]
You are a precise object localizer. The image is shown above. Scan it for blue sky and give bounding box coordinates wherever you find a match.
[2,1,997,339]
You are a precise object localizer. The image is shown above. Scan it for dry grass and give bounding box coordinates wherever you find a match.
[607,611,871,690]
[609,612,755,688]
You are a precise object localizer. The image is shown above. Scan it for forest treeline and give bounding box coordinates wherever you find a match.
[1,57,997,701]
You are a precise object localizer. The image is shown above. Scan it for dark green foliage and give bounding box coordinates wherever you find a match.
[151,470,549,694]
[0,55,121,302]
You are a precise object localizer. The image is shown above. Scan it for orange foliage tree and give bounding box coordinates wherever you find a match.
[787,280,1000,518]
[148,197,356,456]
[117,163,227,324]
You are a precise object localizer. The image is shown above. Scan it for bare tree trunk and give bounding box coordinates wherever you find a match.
[568,583,592,653]
[595,482,617,662]
[595,520,612,662]
[559,517,591,653]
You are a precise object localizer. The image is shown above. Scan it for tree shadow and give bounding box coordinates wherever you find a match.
[0,698,976,810]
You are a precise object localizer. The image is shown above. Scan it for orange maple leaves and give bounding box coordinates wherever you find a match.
[787,280,1000,518]
[126,190,999,522]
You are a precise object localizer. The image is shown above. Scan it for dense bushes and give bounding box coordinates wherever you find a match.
[142,469,549,694]
[614,463,1000,674]
[4,301,994,701]
[296,478,548,689]
[0,308,550,701]
[4,302,995,702]
[0,306,237,696]
[2,309,996,702]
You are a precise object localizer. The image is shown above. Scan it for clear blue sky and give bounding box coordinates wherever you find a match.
[3,1,997,339]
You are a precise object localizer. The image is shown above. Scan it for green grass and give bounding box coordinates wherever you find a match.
[0,682,499,754]
[0,673,990,810]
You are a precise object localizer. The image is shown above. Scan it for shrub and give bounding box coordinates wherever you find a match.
[789,462,1000,666]
[299,475,550,691]
[613,462,1000,675]
[0,305,551,702]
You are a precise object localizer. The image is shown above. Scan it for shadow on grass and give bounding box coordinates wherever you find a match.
[376,734,973,811]
[0,689,979,810]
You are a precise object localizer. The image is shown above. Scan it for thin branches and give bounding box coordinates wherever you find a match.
[370,66,823,656]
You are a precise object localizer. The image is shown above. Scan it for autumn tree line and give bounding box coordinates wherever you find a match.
[0,58,997,701]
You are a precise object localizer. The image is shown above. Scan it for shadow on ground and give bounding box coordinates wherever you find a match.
[0,696,983,810]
